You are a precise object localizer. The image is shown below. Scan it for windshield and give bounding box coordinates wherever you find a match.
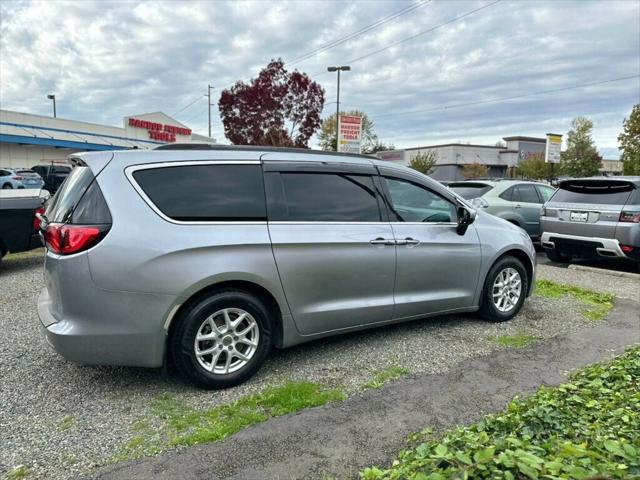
[552,180,635,205]
[449,183,493,199]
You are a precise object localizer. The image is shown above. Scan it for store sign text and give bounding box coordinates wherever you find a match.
[128,118,192,143]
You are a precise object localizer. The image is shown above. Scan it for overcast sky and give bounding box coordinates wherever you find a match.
[1,0,638,157]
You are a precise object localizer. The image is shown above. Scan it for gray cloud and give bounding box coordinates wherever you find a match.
[1,0,638,156]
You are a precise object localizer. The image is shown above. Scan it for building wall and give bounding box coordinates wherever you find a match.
[0,143,74,168]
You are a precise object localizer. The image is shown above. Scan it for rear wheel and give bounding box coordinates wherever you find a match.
[545,248,571,263]
[480,256,528,322]
[171,290,272,389]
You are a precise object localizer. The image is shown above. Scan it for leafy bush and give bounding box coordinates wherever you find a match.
[361,347,640,479]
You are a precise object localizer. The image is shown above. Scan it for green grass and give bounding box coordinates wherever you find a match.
[115,381,345,461]
[364,365,410,389]
[4,466,30,480]
[535,279,615,321]
[487,332,539,349]
[361,346,640,480]
[58,414,75,431]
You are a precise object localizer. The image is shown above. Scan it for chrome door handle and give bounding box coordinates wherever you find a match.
[404,237,420,246]
[515,204,522,209]
[370,237,395,246]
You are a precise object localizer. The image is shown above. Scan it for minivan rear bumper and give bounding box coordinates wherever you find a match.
[541,232,627,259]
[38,287,168,368]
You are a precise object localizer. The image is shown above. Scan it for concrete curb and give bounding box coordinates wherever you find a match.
[92,299,640,480]
[568,263,640,280]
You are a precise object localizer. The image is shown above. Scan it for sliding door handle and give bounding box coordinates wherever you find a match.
[404,237,420,246]
[370,237,395,246]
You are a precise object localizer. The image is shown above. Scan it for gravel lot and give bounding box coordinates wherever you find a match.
[0,251,635,479]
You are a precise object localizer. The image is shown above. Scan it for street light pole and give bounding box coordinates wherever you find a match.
[327,66,350,151]
[47,94,56,118]
[207,84,214,138]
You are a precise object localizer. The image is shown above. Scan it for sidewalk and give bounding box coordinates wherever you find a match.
[93,298,640,480]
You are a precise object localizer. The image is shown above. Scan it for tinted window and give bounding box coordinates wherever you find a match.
[499,186,514,201]
[552,181,634,205]
[0,170,9,176]
[52,166,71,174]
[133,164,266,221]
[385,177,457,223]
[274,173,380,222]
[449,183,493,199]
[46,166,94,223]
[537,185,555,202]
[71,180,112,224]
[512,184,541,203]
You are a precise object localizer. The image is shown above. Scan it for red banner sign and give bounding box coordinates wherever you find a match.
[128,118,192,143]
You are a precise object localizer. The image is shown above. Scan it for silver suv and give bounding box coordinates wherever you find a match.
[38,146,536,389]
[541,177,640,265]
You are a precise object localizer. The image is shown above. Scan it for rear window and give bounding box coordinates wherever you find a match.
[552,181,634,205]
[46,166,94,223]
[449,183,493,199]
[132,164,266,221]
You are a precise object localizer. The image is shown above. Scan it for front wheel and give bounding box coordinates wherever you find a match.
[2,183,13,189]
[171,290,273,389]
[480,256,528,322]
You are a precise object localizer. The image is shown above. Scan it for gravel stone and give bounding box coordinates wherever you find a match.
[0,252,634,479]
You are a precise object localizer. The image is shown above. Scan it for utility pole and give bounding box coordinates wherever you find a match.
[327,66,350,151]
[207,84,214,138]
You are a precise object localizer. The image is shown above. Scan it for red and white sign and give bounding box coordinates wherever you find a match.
[127,117,192,143]
[337,115,363,154]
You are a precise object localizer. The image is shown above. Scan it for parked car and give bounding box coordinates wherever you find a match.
[0,168,44,189]
[540,176,640,264]
[31,163,71,193]
[38,146,536,389]
[449,180,556,240]
[0,189,48,262]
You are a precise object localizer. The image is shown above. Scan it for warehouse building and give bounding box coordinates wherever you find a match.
[0,109,215,169]
[376,136,547,181]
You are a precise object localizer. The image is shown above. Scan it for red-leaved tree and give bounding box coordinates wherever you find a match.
[218,59,325,147]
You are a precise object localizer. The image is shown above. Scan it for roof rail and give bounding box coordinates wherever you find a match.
[153,143,375,160]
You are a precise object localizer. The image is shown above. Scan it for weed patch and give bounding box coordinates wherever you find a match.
[361,346,640,479]
[487,332,539,348]
[535,279,614,321]
[364,366,410,389]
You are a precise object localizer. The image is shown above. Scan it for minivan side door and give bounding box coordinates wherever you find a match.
[378,168,482,319]
[264,161,396,335]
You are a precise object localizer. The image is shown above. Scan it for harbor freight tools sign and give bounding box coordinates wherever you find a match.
[337,115,363,154]
[545,133,562,163]
[127,117,192,143]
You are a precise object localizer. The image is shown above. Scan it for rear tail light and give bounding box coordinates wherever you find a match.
[44,224,108,255]
[471,197,489,208]
[33,207,45,231]
[621,245,634,254]
[619,211,640,223]
[12,176,24,181]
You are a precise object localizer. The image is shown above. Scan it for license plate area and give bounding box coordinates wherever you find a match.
[570,211,589,222]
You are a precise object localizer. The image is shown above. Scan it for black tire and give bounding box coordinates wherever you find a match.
[545,248,571,263]
[171,290,273,389]
[479,256,529,323]
[2,183,13,189]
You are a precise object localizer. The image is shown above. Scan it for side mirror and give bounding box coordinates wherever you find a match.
[456,206,476,235]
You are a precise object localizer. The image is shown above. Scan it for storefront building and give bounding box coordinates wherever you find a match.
[0,109,215,169]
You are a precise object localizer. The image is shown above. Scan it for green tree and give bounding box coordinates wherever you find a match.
[408,151,438,175]
[560,117,602,177]
[463,162,489,179]
[618,104,640,175]
[318,110,389,153]
[518,153,552,180]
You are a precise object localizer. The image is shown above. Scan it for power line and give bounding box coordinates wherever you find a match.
[286,0,431,67]
[344,0,502,66]
[373,75,640,119]
[172,95,205,117]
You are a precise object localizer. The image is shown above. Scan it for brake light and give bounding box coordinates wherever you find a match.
[12,176,24,181]
[619,211,640,223]
[33,207,45,231]
[621,245,634,254]
[44,224,104,255]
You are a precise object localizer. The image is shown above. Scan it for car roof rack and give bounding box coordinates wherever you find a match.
[153,143,375,160]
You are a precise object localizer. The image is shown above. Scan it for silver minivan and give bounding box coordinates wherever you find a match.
[38,145,536,388]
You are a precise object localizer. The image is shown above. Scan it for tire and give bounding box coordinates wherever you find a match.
[171,290,273,389]
[479,256,529,323]
[545,248,571,263]
[2,183,13,189]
